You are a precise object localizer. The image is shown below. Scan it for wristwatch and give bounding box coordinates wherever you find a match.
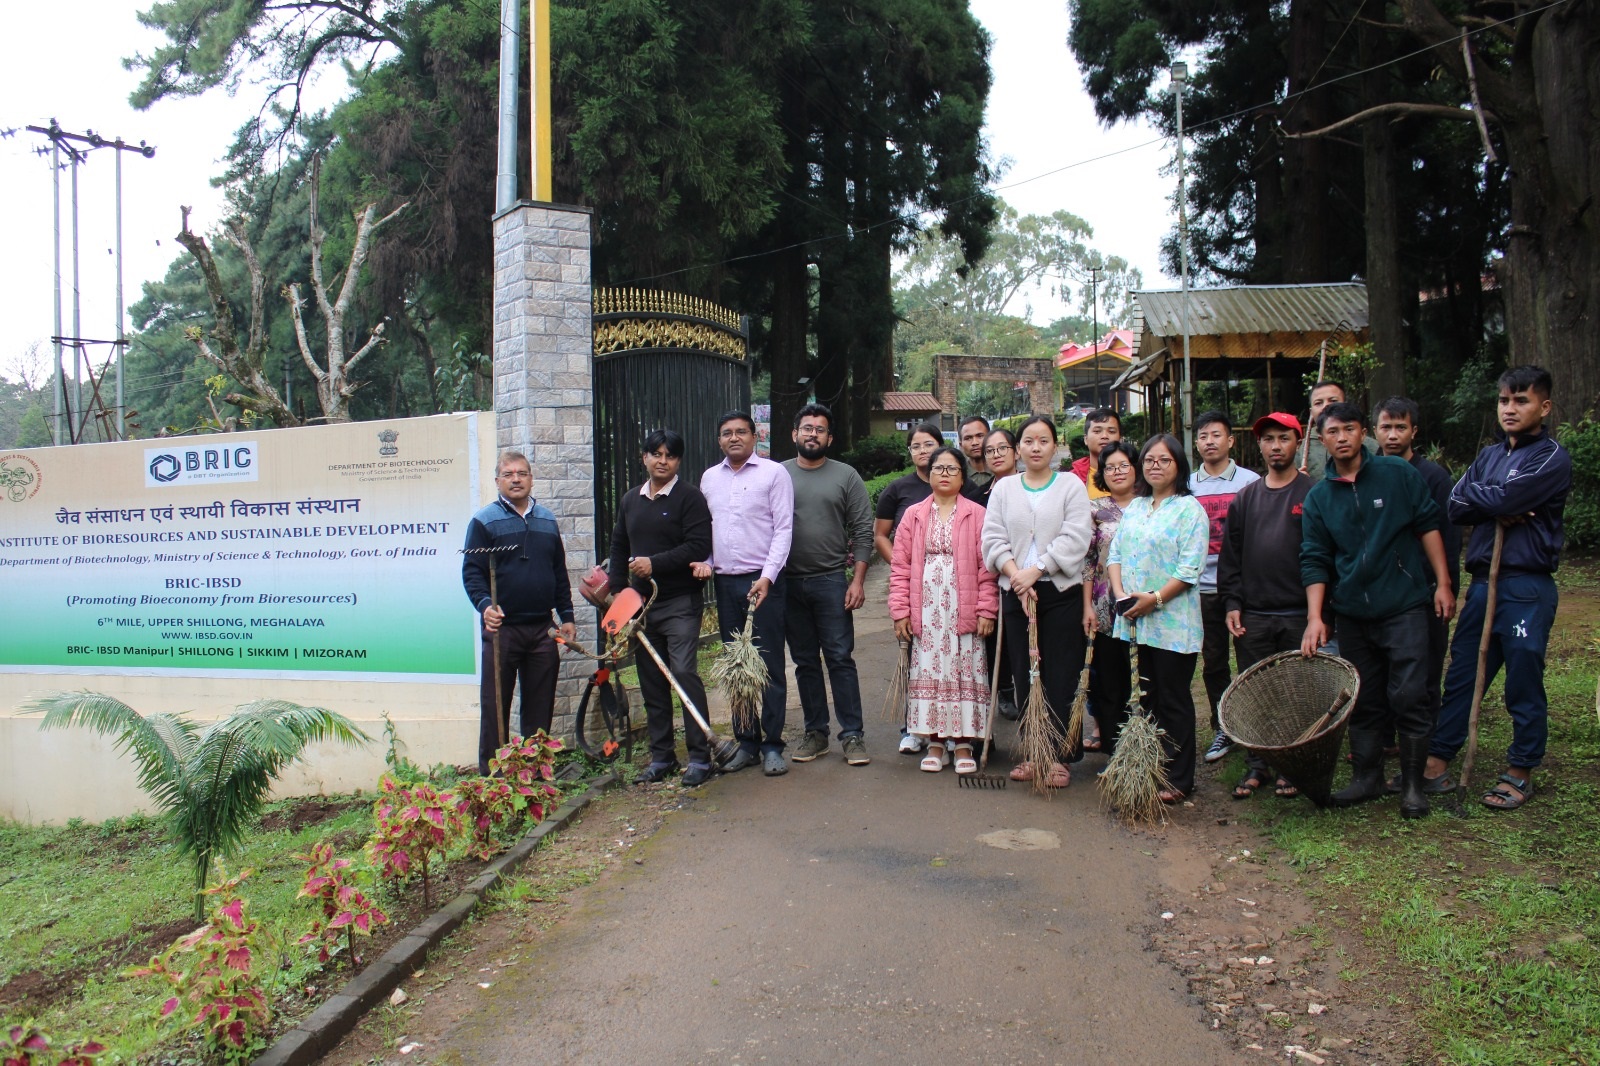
[1153,589,1165,610]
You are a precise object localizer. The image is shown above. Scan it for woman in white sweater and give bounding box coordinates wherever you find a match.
[981,416,1093,787]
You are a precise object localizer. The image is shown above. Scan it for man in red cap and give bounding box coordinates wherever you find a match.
[1215,412,1314,798]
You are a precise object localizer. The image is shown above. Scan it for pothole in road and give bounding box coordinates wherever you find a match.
[976,828,1061,850]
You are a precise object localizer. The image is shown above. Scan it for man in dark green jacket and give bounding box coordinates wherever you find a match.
[1299,402,1456,816]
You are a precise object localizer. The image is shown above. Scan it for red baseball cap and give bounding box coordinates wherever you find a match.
[1253,412,1303,436]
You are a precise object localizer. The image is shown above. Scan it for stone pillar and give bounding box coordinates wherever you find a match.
[492,201,595,735]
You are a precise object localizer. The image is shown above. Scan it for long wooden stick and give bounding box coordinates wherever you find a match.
[490,558,505,748]
[1298,341,1330,474]
[1458,524,1505,806]
[981,606,1004,771]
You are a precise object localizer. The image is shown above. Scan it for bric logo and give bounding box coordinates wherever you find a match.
[144,442,260,488]
[0,454,43,502]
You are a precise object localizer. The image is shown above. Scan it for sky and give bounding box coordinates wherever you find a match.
[0,1,1181,389]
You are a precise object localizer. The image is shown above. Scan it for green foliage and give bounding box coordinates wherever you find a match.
[0,1024,107,1066]
[30,692,370,920]
[292,841,388,967]
[366,776,463,907]
[126,868,271,1060]
[488,732,563,822]
[451,778,525,861]
[1558,419,1600,552]
[864,468,912,512]
[839,434,909,480]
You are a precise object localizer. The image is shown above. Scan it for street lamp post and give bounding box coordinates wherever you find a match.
[1172,61,1193,457]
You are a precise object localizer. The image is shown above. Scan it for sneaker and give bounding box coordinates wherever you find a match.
[762,750,789,776]
[842,736,870,766]
[1204,730,1234,763]
[791,731,830,762]
[898,732,927,754]
[635,761,680,784]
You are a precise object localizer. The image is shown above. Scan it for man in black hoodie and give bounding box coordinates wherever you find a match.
[1425,366,1571,811]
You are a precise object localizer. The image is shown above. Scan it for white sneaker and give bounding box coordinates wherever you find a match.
[898,732,927,754]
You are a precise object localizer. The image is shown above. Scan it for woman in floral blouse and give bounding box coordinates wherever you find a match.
[1080,440,1143,755]
[1108,434,1210,801]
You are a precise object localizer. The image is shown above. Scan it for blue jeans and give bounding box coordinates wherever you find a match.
[1431,572,1556,770]
[715,572,788,755]
[784,572,864,739]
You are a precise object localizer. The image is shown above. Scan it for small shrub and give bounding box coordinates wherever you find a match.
[367,777,463,907]
[1559,418,1600,552]
[126,869,271,1060]
[839,434,909,479]
[489,733,563,824]
[865,468,912,512]
[293,841,388,967]
[0,1025,107,1066]
[451,778,525,859]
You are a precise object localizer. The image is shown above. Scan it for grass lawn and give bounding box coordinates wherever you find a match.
[1233,562,1600,1065]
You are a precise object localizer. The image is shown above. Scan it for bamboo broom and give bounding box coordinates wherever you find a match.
[1097,623,1173,826]
[1063,638,1095,755]
[709,607,769,733]
[1017,610,1069,797]
[880,638,912,726]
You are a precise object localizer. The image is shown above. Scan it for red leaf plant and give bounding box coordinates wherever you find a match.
[293,841,389,967]
[450,777,525,860]
[1,1024,107,1066]
[366,777,463,907]
[125,869,271,1059]
[489,732,563,824]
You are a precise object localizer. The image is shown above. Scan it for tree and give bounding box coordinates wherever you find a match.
[31,693,369,920]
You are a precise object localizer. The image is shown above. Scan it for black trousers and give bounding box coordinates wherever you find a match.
[1336,608,1433,739]
[1089,632,1132,752]
[1199,593,1233,731]
[635,593,711,767]
[1001,582,1087,761]
[478,621,559,774]
[1136,644,1198,795]
[1234,612,1305,778]
[714,572,788,755]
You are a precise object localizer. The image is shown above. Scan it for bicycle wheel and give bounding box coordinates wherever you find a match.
[574,667,633,764]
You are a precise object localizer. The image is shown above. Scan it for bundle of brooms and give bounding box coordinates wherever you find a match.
[1097,627,1173,826]
[709,609,770,732]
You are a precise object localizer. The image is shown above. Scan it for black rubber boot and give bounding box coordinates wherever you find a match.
[1331,729,1387,808]
[1396,735,1431,820]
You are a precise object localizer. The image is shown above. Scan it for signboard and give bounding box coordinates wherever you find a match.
[0,415,484,682]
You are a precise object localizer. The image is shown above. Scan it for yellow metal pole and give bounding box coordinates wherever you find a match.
[531,0,553,202]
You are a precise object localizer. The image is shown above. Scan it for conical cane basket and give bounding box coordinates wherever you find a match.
[1217,651,1360,807]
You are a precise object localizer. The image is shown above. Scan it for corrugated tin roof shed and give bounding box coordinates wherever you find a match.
[1136,283,1368,339]
[877,391,942,412]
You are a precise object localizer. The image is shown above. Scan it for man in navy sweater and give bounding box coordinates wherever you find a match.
[1426,366,1571,811]
[462,450,576,774]
[607,429,715,785]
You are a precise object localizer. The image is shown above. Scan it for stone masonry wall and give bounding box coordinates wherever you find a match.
[492,202,595,735]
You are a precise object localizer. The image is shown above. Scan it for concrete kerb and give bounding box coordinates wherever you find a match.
[251,773,618,1066]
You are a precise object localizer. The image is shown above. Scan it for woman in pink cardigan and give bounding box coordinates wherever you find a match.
[889,447,1000,774]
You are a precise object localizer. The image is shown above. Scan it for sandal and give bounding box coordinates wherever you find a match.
[1043,763,1071,789]
[1273,778,1300,800]
[1083,731,1103,752]
[1481,773,1533,811]
[1232,771,1267,799]
[953,745,977,775]
[1008,761,1036,782]
[920,744,948,773]
[1157,789,1188,805]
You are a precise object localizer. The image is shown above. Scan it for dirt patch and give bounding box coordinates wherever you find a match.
[0,916,195,1013]
[258,796,370,834]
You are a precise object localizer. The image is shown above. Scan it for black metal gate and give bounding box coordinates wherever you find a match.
[591,288,751,556]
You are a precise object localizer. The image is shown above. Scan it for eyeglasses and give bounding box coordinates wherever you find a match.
[1102,463,1133,476]
[909,441,940,451]
[795,427,829,437]
[719,428,753,439]
[929,465,963,476]
[1143,456,1175,469]
[497,470,530,479]
[984,445,1013,456]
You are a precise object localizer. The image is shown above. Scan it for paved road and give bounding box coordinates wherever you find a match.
[437,566,1236,1064]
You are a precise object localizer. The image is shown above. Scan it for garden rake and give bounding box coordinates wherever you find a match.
[461,543,518,747]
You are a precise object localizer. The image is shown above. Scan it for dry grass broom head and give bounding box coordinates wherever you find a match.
[880,639,911,726]
[1062,640,1095,753]
[1017,617,1067,798]
[709,612,769,732]
[1097,710,1172,826]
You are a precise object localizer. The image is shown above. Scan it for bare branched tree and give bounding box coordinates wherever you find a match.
[284,155,409,423]
[176,206,298,427]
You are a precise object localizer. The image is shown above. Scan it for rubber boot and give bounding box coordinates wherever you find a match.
[1396,735,1431,820]
[1330,729,1387,808]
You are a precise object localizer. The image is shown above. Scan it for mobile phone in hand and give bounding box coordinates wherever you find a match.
[1114,595,1139,616]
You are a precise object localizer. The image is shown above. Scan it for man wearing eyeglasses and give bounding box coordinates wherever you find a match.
[692,411,794,776]
[462,449,577,775]
[783,403,874,767]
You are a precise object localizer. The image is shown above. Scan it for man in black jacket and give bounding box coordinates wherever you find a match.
[462,450,576,774]
[1425,366,1571,811]
[608,429,715,785]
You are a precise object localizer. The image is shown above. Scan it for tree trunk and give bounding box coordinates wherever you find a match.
[1362,16,1406,401]
[1283,0,1333,282]
[767,243,809,462]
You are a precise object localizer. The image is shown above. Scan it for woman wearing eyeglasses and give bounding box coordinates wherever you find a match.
[975,428,1018,506]
[1107,434,1210,802]
[889,447,999,774]
[981,415,1093,788]
[1081,439,1143,755]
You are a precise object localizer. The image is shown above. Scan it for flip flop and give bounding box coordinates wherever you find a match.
[1481,774,1533,811]
[1233,771,1267,800]
[1273,777,1300,799]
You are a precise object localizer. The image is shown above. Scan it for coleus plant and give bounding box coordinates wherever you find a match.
[1,1025,106,1066]
[293,841,389,966]
[450,777,525,860]
[489,732,563,824]
[367,777,463,907]
[126,869,271,1058]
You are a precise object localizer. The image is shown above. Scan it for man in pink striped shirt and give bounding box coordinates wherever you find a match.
[691,411,794,776]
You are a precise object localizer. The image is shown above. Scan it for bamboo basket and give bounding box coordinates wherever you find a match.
[1217,651,1361,807]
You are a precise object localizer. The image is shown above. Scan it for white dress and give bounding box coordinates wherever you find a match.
[906,508,989,739]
